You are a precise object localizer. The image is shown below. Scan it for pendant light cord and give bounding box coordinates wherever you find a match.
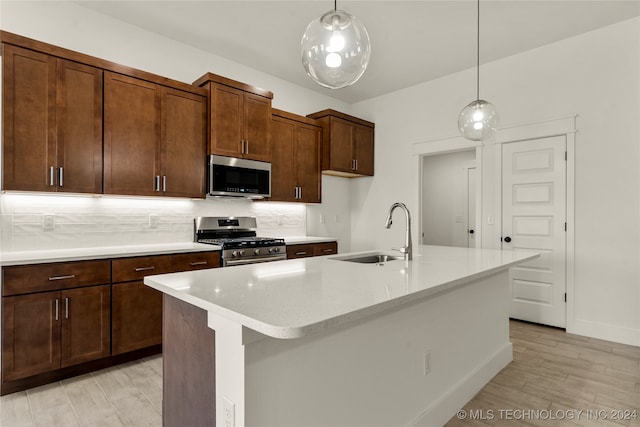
[334,0,337,11]
[476,0,480,101]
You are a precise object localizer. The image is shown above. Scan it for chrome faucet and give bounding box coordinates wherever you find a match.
[385,202,412,261]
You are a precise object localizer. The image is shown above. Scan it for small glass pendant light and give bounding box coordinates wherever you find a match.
[301,1,371,89]
[458,0,498,141]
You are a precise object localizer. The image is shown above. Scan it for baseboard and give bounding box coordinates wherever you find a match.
[569,318,640,347]
[408,341,513,427]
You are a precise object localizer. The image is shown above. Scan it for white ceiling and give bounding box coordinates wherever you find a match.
[75,1,640,103]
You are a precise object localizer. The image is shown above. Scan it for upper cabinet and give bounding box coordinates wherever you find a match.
[1,31,207,198]
[2,44,103,193]
[270,109,322,203]
[194,73,273,162]
[103,73,206,198]
[307,109,375,177]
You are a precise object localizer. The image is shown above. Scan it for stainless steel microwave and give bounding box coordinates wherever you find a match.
[208,155,271,199]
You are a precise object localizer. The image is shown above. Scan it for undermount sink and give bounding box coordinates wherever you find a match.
[331,252,404,264]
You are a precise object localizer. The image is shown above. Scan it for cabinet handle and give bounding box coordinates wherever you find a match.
[298,187,302,199]
[323,249,334,253]
[245,140,249,154]
[59,167,64,187]
[241,140,245,154]
[65,297,69,319]
[295,251,307,256]
[134,266,156,272]
[189,261,208,266]
[163,176,167,192]
[55,299,59,321]
[155,175,161,192]
[355,159,359,171]
[49,274,76,281]
[50,166,56,186]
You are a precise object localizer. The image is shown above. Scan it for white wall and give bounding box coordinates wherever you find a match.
[422,150,476,247]
[350,18,640,346]
[0,1,353,251]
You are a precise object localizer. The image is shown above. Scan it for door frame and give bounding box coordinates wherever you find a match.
[492,116,576,331]
[464,162,478,248]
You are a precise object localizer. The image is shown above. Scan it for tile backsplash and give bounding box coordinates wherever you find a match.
[0,193,306,252]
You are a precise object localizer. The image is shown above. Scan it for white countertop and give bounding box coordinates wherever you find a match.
[145,245,537,339]
[284,236,337,245]
[0,242,220,266]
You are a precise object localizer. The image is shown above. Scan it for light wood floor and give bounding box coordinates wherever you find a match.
[446,320,640,427]
[1,320,638,426]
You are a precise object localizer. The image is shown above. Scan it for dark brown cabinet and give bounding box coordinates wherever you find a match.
[307,109,375,177]
[2,45,103,193]
[195,73,273,162]
[270,109,322,203]
[111,255,172,355]
[286,241,338,259]
[104,73,206,198]
[2,258,111,382]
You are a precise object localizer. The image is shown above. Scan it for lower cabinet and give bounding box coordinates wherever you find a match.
[1,250,220,395]
[2,285,110,382]
[286,241,338,259]
[112,281,162,356]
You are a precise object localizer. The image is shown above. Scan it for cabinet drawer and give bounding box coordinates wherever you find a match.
[286,244,315,259]
[172,252,220,272]
[313,242,338,256]
[2,260,111,296]
[112,255,172,283]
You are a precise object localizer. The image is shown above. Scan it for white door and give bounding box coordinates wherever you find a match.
[466,167,477,248]
[502,135,567,328]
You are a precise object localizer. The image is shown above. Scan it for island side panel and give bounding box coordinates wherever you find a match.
[163,294,216,427]
[243,270,511,427]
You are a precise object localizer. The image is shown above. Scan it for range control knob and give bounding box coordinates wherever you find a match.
[271,247,280,253]
[254,249,261,255]
[239,250,246,256]
[231,251,238,257]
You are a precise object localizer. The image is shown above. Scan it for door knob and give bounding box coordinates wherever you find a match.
[469,229,475,234]
[503,236,512,243]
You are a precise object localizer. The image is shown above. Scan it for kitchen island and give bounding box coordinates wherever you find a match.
[145,245,537,427]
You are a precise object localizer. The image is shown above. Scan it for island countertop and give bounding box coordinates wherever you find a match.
[144,245,537,339]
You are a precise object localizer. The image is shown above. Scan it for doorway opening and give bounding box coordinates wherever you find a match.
[421,149,479,248]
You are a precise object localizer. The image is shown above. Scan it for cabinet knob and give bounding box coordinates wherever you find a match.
[503,236,512,243]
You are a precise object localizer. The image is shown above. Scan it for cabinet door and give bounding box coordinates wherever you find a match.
[2,292,61,381]
[161,87,207,198]
[353,124,374,176]
[56,59,103,194]
[244,93,272,162]
[270,116,297,202]
[104,72,160,196]
[2,44,56,191]
[329,117,355,173]
[60,285,110,368]
[209,83,243,157]
[112,281,162,355]
[296,123,322,203]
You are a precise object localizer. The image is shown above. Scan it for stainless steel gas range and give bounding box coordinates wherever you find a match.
[194,216,286,266]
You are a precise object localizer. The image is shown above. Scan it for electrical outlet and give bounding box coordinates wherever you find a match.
[423,351,431,376]
[222,397,235,427]
[43,214,55,231]
[149,214,159,229]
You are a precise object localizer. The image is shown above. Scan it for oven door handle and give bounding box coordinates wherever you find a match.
[224,255,287,266]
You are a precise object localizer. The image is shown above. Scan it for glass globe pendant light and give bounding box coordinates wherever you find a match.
[301,0,371,89]
[458,0,498,141]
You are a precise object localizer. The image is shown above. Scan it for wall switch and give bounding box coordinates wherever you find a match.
[320,214,326,224]
[222,396,235,427]
[423,351,431,376]
[149,214,159,229]
[43,214,55,231]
